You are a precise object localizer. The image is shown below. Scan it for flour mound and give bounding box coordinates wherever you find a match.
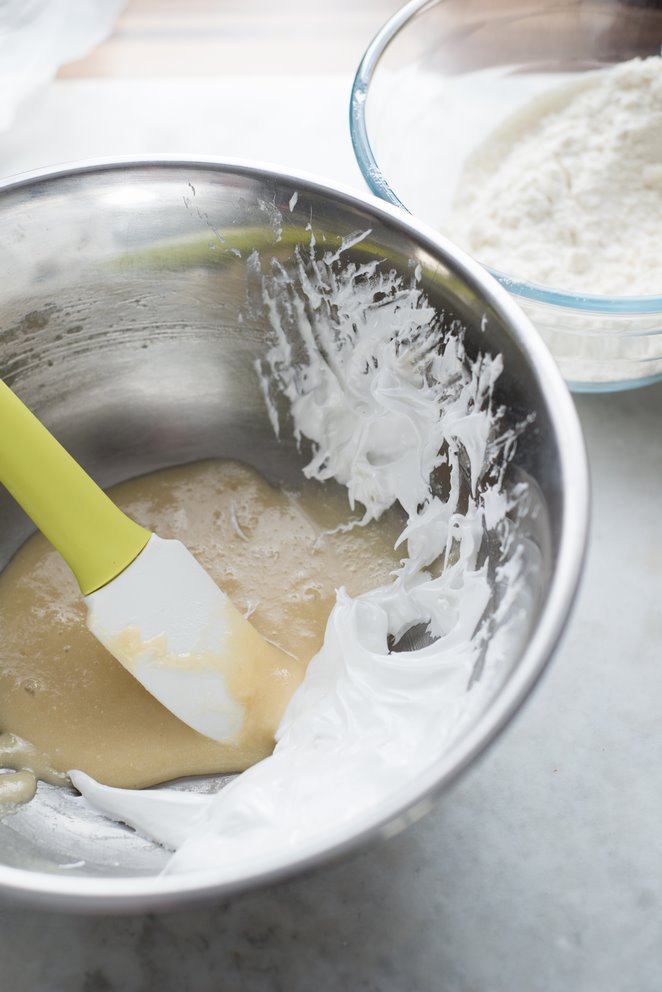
[449,57,662,296]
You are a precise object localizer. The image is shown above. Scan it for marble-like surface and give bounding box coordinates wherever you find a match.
[2,34,662,992]
[0,75,362,187]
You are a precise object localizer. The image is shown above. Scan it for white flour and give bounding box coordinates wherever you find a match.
[448,57,662,296]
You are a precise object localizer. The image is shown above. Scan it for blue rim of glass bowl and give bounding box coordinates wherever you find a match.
[349,0,662,319]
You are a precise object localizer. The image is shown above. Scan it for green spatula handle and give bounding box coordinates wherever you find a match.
[0,379,150,595]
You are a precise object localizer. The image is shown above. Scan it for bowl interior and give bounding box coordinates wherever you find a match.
[0,162,580,905]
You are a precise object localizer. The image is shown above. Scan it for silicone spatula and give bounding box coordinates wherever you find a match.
[0,378,279,743]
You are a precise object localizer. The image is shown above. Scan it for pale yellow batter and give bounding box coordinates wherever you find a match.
[0,460,404,799]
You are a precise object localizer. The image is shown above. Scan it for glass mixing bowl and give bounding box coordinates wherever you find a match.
[350,0,662,392]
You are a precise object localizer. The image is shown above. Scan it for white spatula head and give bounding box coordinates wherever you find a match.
[86,534,260,742]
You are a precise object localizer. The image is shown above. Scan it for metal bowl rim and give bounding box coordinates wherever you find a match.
[0,155,590,911]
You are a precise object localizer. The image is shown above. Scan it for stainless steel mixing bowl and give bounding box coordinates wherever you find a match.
[0,159,588,911]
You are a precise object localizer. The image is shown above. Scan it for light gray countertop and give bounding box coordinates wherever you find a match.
[1,14,661,990]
